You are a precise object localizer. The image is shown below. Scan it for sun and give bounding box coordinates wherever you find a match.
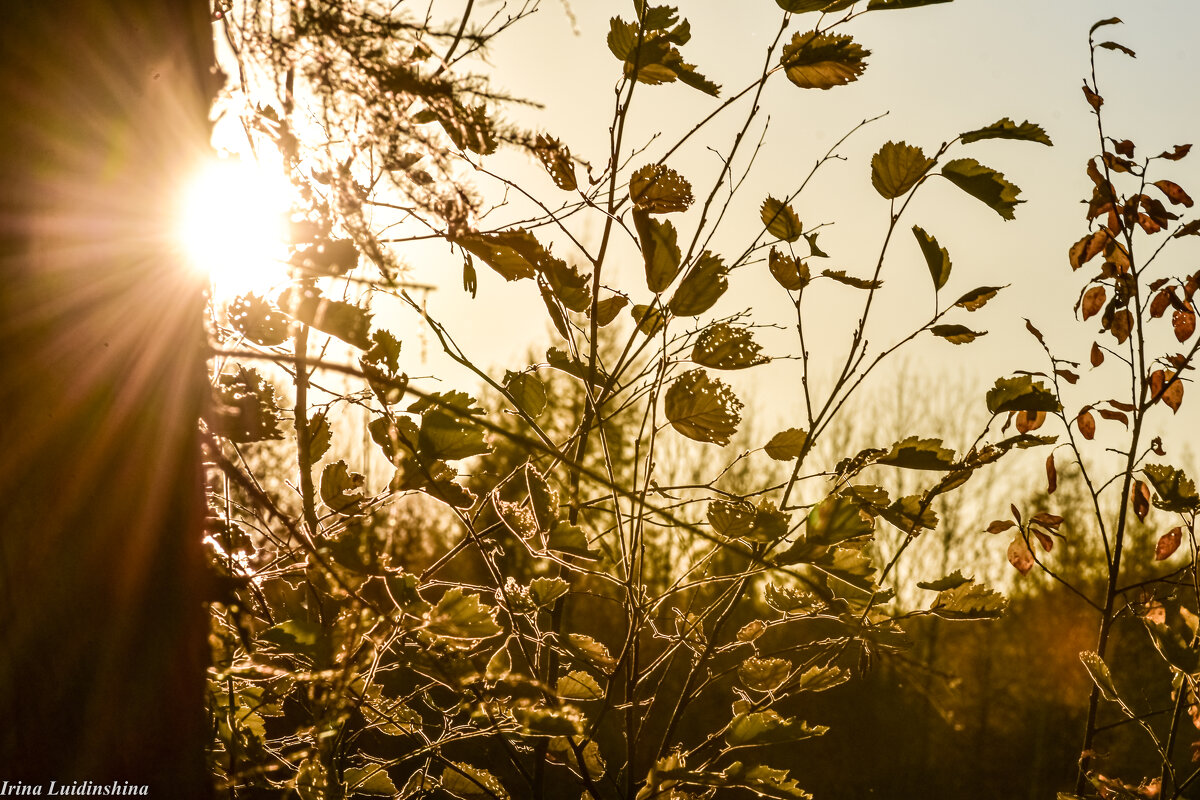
[178,154,294,297]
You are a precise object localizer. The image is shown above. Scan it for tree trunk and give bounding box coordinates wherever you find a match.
[0,1,215,792]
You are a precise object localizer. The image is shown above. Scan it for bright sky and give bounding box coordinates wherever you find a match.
[387,0,1200,444]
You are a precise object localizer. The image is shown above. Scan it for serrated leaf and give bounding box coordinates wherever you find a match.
[765,428,808,461]
[931,324,986,344]
[706,499,790,543]
[669,252,728,316]
[533,134,578,191]
[917,569,972,592]
[592,294,630,326]
[805,232,829,258]
[911,225,951,289]
[504,371,547,418]
[345,765,398,796]
[306,411,332,463]
[1079,651,1119,702]
[941,158,1023,220]
[780,30,869,90]
[955,285,1003,311]
[228,293,289,346]
[279,286,373,349]
[739,657,791,692]
[930,581,1007,620]
[567,633,616,672]
[1143,464,1200,513]
[631,304,667,336]
[959,117,1053,146]
[210,368,287,441]
[455,228,560,282]
[424,588,503,641]
[259,619,325,663]
[548,520,599,560]
[557,671,604,701]
[822,269,881,289]
[529,577,569,607]
[547,735,606,780]
[805,493,874,547]
[727,710,827,747]
[876,435,956,470]
[986,375,1061,415]
[543,259,592,313]
[796,664,848,692]
[761,197,803,242]
[664,368,742,445]
[693,323,769,369]
[419,409,490,461]
[630,164,693,213]
[880,494,938,532]
[442,762,510,800]
[872,141,934,199]
[525,467,558,532]
[633,210,683,292]
[768,247,810,291]
[321,460,367,514]
[485,644,512,681]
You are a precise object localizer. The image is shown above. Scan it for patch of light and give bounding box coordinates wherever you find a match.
[178,154,293,297]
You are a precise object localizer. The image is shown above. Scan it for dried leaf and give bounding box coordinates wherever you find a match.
[1153,180,1194,208]
[1174,309,1196,342]
[1081,285,1106,320]
[664,368,743,445]
[768,247,810,291]
[1078,409,1096,439]
[1156,528,1183,561]
[872,142,935,199]
[1007,534,1036,575]
[1132,480,1151,522]
[630,164,693,213]
[761,197,803,242]
[780,30,870,90]
[1091,342,1105,367]
[1046,453,1058,494]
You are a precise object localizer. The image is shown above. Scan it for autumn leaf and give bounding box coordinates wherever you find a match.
[872,142,934,199]
[912,225,951,289]
[959,117,1052,146]
[1132,480,1151,522]
[664,368,742,445]
[630,164,694,213]
[1081,285,1106,320]
[941,158,1023,220]
[1156,528,1183,561]
[765,428,808,461]
[768,247,810,291]
[1007,533,1035,575]
[669,252,728,316]
[760,197,803,242]
[1046,453,1058,494]
[780,30,869,90]
[1174,309,1196,342]
[1152,180,1194,208]
[692,323,769,370]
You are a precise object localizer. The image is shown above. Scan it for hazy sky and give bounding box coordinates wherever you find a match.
[384,0,1200,438]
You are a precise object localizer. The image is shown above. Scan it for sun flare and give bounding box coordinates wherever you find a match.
[178,155,294,297]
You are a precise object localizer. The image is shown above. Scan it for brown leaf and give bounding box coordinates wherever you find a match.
[1091,342,1105,367]
[1163,372,1184,413]
[1151,436,1166,456]
[1069,230,1108,270]
[1174,309,1197,342]
[986,520,1016,534]
[1046,453,1058,494]
[1097,407,1129,427]
[1055,369,1080,385]
[1151,290,1172,318]
[1110,309,1133,343]
[1030,511,1065,530]
[1156,527,1183,561]
[1078,409,1096,439]
[1082,83,1103,112]
[1159,144,1193,161]
[1132,480,1151,522]
[1109,399,1136,412]
[1007,534,1036,575]
[1153,180,1194,208]
[1033,529,1055,552]
[1081,285,1106,320]
[1025,319,1046,345]
[1010,504,1022,524]
[1015,410,1046,434]
[1113,139,1135,157]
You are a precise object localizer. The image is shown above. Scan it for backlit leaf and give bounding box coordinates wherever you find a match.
[1007,533,1035,575]
[959,118,1052,146]
[739,657,791,693]
[941,158,1023,220]
[345,765,397,796]
[669,252,728,316]
[1079,651,1119,703]
[872,142,934,199]
[665,368,742,445]
[911,225,951,289]
[805,493,874,547]
[727,710,827,747]
[931,324,985,344]
[1156,528,1183,561]
[424,588,503,641]
[280,286,373,349]
[1081,285,1105,320]
[306,411,332,463]
[1142,464,1200,513]
[877,436,956,470]
[529,576,569,607]
[867,0,953,8]
[557,671,604,701]
[917,570,972,592]
[441,763,509,800]
[986,375,1061,415]
[566,633,616,672]
[780,30,869,90]
[633,210,683,292]
[592,294,630,326]
[929,580,1007,620]
[533,134,578,191]
[548,521,599,560]
[769,247,810,291]
[761,197,803,242]
[419,408,490,461]
[630,164,694,213]
[693,323,769,369]
[765,428,808,461]
[456,229,550,281]
[543,259,593,313]
[504,371,547,418]
[229,293,289,346]
[631,304,667,336]
[954,286,1003,311]
[321,460,366,514]
[822,269,881,290]
[776,0,856,12]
